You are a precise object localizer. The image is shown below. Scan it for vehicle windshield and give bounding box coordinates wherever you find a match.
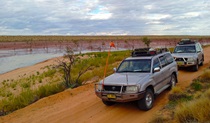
[117,59,151,73]
[174,46,196,53]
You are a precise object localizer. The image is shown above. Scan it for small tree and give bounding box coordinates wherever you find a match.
[58,47,75,88]
[57,47,92,88]
[74,59,92,86]
[142,37,152,48]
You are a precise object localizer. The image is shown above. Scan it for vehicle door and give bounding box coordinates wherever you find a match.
[196,44,203,64]
[159,55,171,86]
[152,57,163,92]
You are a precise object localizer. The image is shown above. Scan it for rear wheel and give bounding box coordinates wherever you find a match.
[102,100,115,106]
[168,74,177,90]
[137,88,154,111]
[199,56,204,66]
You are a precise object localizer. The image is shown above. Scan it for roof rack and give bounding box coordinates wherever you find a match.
[131,48,168,57]
[178,39,196,45]
[157,48,169,53]
[131,48,154,57]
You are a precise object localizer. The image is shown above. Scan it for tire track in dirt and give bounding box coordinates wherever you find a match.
[1,46,210,123]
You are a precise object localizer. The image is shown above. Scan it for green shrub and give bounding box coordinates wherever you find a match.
[35,84,65,99]
[0,83,65,115]
[0,89,35,114]
[43,69,57,77]
[0,88,13,97]
[10,82,17,89]
[191,81,202,91]
[21,82,31,89]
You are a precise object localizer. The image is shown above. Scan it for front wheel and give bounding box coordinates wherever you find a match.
[192,62,198,71]
[137,88,154,111]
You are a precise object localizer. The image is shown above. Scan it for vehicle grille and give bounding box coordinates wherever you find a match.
[175,58,188,61]
[104,85,126,92]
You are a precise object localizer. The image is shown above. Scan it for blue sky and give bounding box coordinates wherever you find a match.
[0,0,210,35]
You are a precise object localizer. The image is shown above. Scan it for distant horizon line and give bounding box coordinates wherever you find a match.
[0,35,210,37]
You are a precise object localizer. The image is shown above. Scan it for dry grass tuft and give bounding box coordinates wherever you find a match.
[170,86,183,94]
[168,87,190,102]
[200,69,210,80]
[175,89,210,122]
[149,114,170,123]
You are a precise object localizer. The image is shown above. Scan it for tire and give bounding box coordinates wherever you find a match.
[102,100,115,106]
[168,74,177,90]
[200,61,203,66]
[137,88,154,111]
[199,56,204,66]
[192,62,198,71]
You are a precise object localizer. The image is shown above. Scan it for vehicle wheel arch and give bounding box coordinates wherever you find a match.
[145,85,155,97]
[146,85,154,93]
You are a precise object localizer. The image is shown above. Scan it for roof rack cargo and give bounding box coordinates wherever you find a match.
[131,48,169,57]
[178,39,196,45]
[157,48,169,53]
[131,48,157,57]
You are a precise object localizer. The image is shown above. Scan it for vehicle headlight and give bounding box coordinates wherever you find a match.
[187,57,195,62]
[96,84,103,91]
[126,86,138,93]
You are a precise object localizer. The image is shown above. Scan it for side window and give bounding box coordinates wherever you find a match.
[165,53,174,64]
[198,43,203,50]
[196,44,201,52]
[153,58,160,69]
[159,55,167,67]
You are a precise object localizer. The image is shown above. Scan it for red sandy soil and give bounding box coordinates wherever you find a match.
[0,46,210,123]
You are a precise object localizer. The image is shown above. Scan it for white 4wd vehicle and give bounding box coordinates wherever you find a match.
[95,48,178,111]
[172,39,204,71]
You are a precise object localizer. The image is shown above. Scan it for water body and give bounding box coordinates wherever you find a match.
[0,52,64,74]
[0,47,120,74]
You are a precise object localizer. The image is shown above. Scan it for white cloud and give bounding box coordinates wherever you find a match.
[144,5,153,10]
[143,14,172,21]
[0,0,210,35]
[176,12,201,19]
[89,12,112,20]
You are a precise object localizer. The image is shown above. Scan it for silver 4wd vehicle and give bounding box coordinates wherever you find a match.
[172,39,204,71]
[95,48,178,111]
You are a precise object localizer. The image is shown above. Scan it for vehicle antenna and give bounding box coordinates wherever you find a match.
[102,41,116,88]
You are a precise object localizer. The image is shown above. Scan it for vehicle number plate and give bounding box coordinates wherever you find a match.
[177,61,184,65]
[107,94,116,99]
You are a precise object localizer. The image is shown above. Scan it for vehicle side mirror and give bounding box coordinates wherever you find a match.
[113,68,117,72]
[153,67,160,73]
